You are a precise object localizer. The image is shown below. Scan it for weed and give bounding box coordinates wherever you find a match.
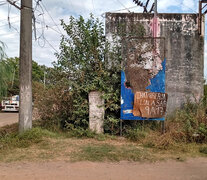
[0,127,59,149]
[199,146,207,154]
[71,143,153,162]
[73,144,116,161]
[125,128,147,142]
[65,124,96,138]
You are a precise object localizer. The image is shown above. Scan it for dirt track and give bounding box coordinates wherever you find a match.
[0,112,18,127]
[0,158,207,180]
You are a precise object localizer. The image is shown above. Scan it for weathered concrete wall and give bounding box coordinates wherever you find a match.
[106,13,204,114]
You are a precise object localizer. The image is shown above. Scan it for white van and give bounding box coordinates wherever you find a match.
[1,95,19,112]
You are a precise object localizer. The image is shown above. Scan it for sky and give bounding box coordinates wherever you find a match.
[0,0,206,79]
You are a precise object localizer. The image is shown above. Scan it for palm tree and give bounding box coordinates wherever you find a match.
[0,41,6,60]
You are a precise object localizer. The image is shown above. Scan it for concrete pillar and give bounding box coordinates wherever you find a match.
[89,91,104,133]
[19,0,33,132]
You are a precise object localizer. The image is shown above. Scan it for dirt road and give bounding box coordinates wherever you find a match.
[0,158,207,180]
[0,112,18,127]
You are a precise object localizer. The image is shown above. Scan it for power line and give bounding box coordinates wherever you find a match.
[35,29,59,53]
[45,24,62,35]
[0,20,19,27]
[0,1,7,6]
[115,0,131,12]
[8,3,12,28]
[40,1,62,35]
[0,31,19,36]
[40,37,59,53]
[179,1,197,14]
[99,5,140,20]
[33,20,63,36]
[32,38,60,42]
[6,0,21,10]
[0,16,19,23]
[133,0,154,13]
[92,0,95,12]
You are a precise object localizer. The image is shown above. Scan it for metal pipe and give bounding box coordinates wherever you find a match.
[154,0,157,17]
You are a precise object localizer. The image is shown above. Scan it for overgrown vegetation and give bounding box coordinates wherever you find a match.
[122,98,207,150]
[0,41,11,100]
[0,125,206,163]
[0,127,58,150]
[35,14,121,131]
[33,15,207,148]
[1,15,206,162]
[0,41,6,60]
[0,55,54,101]
[0,59,13,99]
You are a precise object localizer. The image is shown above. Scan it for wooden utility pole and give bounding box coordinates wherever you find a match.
[19,0,33,132]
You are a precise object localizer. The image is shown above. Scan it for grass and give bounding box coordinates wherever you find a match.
[0,125,206,163]
[71,144,153,162]
[0,127,60,149]
[199,146,207,154]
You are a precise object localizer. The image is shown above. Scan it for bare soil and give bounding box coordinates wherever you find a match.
[0,158,207,180]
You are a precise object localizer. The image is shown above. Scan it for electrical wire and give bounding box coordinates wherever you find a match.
[7,3,11,28]
[99,5,139,19]
[40,1,62,35]
[92,0,95,13]
[0,15,19,23]
[178,1,197,14]
[0,31,19,36]
[0,1,7,6]
[0,20,19,28]
[115,0,131,12]
[35,29,58,53]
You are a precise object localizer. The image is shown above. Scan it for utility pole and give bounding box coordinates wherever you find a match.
[19,0,33,132]
[44,71,46,89]
[154,0,157,17]
[198,0,207,35]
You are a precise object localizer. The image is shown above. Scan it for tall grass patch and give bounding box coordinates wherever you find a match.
[0,127,59,150]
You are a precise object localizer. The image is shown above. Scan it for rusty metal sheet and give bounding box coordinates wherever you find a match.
[133,91,168,118]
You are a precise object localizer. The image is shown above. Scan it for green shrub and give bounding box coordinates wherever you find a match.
[204,84,207,104]
[199,146,207,154]
[35,15,121,132]
[104,116,120,135]
[65,124,96,138]
[125,128,147,142]
[0,127,58,149]
[34,85,73,129]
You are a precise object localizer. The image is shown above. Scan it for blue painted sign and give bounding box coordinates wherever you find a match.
[120,37,167,121]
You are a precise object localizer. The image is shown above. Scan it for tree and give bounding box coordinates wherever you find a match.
[0,56,50,99]
[0,41,13,100]
[5,57,19,95]
[53,15,121,130]
[0,41,6,60]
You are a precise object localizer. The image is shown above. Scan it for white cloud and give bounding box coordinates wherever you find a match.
[182,0,196,12]
[158,0,180,11]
